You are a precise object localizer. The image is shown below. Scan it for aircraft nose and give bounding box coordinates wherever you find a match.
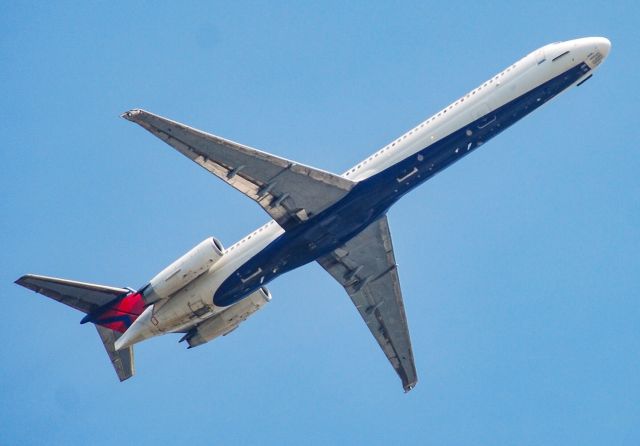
[598,37,611,57]
[572,36,611,68]
[594,37,611,58]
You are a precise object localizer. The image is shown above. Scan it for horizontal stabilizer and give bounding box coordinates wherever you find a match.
[15,274,129,314]
[15,274,136,382]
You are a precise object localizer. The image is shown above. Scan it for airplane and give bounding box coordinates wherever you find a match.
[15,37,610,392]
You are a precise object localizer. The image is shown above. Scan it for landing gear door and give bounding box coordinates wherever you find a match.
[188,299,211,318]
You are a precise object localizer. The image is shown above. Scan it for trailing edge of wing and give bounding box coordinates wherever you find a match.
[317,216,417,392]
[122,109,354,230]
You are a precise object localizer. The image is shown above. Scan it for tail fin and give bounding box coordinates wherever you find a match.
[95,325,135,381]
[15,274,144,382]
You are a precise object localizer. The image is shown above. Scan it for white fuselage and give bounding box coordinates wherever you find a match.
[115,37,610,351]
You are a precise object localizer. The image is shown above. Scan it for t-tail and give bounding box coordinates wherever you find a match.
[15,274,146,381]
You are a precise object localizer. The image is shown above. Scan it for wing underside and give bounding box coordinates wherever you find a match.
[122,109,354,230]
[317,216,417,391]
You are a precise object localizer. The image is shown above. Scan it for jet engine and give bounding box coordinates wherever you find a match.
[142,237,224,304]
[181,287,271,348]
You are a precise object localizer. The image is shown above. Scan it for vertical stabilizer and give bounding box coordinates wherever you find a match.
[95,325,135,381]
[15,274,141,382]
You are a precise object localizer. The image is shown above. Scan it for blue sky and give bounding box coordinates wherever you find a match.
[1,2,638,444]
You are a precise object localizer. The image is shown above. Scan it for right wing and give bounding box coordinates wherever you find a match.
[122,109,355,230]
[15,274,128,314]
[317,216,417,392]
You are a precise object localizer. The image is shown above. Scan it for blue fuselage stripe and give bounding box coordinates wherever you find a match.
[213,62,591,307]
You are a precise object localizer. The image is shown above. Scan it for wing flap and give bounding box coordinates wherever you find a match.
[122,109,354,230]
[317,216,417,391]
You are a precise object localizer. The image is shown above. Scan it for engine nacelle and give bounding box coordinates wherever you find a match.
[143,237,224,304]
[181,287,271,348]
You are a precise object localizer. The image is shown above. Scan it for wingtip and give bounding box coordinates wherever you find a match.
[403,378,418,393]
[14,274,33,286]
[121,109,145,121]
[117,373,134,382]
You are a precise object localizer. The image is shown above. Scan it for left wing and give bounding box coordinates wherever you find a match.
[122,109,354,230]
[317,216,417,391]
